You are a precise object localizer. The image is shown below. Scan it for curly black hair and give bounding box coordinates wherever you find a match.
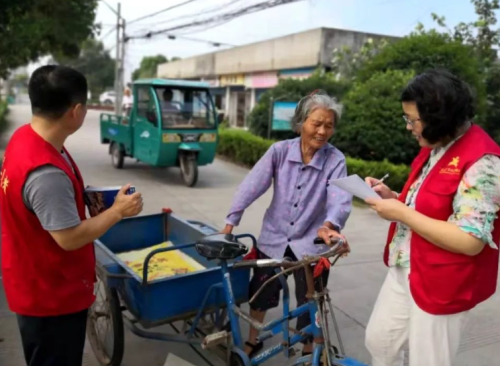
[400,69,475,144]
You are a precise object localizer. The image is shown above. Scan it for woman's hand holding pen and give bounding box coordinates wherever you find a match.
[365,177,398,199]
[365,176,407,221]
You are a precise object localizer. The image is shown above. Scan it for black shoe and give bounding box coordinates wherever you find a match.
[246,341,264,358]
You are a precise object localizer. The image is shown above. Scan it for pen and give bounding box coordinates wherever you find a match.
[372,173,389,188]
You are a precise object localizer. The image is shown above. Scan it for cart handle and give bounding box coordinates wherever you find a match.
[141,233,257,285]
[235,233,257,248]
[142,242,197,285]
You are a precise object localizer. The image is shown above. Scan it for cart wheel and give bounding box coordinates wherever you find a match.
[111,143,124,169]
[180,153,198,187]
[228,353,245,366]
[87,277,125,366]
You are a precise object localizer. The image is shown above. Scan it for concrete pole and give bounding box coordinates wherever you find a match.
[117,17,126,116]
[114,3,121,114]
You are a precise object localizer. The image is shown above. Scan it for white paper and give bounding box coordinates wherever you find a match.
[329,174,381,200]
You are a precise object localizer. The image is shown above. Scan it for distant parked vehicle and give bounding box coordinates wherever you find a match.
[99,90,116,105]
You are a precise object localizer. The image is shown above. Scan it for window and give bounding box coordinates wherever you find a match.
[154,87,216,130]
[136,87,157,125]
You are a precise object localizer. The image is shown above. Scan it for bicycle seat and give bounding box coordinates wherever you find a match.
[195,233,248,260]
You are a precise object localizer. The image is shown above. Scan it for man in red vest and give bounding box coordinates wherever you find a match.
[363,69,500,366]
[0,65,143,366]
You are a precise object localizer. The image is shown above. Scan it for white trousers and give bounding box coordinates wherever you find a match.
[365,266,469,366]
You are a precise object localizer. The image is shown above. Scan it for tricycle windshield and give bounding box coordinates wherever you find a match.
[154,86,216,130]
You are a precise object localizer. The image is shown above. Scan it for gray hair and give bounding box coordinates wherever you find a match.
[290,90,343,133]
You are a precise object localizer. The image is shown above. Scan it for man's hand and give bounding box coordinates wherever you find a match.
[50,184,143,251]
[110,184,143,219]
[365,198,408,222]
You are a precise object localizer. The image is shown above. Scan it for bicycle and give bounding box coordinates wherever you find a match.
[195,234,370,366]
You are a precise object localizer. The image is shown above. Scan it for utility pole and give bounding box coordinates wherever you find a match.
[119,18,126,114]
[114,2,122,115]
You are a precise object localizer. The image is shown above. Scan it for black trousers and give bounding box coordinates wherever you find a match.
[249,246,330,344]
[16,309,88,366]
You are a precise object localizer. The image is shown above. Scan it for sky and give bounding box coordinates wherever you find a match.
[29,0,481,87]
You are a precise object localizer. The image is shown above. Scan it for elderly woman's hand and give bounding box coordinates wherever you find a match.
[317,226,350,256]
[220,224,234,235]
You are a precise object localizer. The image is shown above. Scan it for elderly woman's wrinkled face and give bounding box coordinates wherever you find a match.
[301,108,335,150]
[402,101,431,148]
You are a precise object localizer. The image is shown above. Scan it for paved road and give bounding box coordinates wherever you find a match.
[1,104,499,366]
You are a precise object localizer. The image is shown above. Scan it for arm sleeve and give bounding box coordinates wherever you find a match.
[448,155,500,249]
[23,166,82,231]
[325,158,353,232]
[225,144,276,226]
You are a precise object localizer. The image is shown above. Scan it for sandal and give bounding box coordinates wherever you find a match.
[245,341,264,358]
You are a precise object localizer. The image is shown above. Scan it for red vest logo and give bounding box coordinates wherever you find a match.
[1,157,9,194]
[440,156,460,175]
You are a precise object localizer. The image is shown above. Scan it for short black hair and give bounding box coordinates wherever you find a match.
[163,88,173,100]
[28,65,88,119]
[400,68,475,144]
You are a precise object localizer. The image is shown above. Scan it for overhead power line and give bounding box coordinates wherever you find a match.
[127,0,305,40]
[99,0,121,17]
[129,0,200,24]
[100,26,116,41]
[133,32,235,47]
[129,0,246,28]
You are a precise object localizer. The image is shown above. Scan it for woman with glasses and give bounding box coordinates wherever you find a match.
[221,90,352,358]
[364,68,500,366]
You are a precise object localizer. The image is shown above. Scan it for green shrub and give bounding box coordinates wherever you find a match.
[0,100,9,130]
[247,71,350,139]
[355,30,486,125]
[333,69,419,165]
[218,129,274,167]
[218,129,410,192]
[344,157,410,192]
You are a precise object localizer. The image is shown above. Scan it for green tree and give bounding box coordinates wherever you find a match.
[431,0,500,64]
[248,71,350,139]
[331,37,390,81]
[425,0,500,140]
[354,30,486,129]
[0,0,98,78]
[132,55,168,81]
[54,39,115,101]
[333,70,418,165]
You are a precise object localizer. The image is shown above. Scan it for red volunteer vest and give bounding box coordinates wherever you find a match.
[384,124,500,315]
[0,124,95,316]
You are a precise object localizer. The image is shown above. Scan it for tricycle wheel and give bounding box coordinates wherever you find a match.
[111,143,124,169]
[180,153,198,187]
[87,277,125,366]
[228,353,245,366]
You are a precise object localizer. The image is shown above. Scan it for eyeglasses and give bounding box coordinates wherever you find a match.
[403,115,420,127]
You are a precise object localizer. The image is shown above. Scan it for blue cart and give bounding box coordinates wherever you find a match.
[87,209,251,366]
[87,209,370,366]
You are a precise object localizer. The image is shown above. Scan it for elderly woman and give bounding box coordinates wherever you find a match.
[364,69,500,366]
[222,90,352,357]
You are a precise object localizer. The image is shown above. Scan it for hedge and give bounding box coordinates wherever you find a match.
[217,128,410,192]
[0,100,8,132]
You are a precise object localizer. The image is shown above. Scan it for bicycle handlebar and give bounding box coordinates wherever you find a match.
[233,237,347,270]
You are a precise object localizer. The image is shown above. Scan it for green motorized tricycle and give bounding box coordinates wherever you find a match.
[100,79,219,187]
